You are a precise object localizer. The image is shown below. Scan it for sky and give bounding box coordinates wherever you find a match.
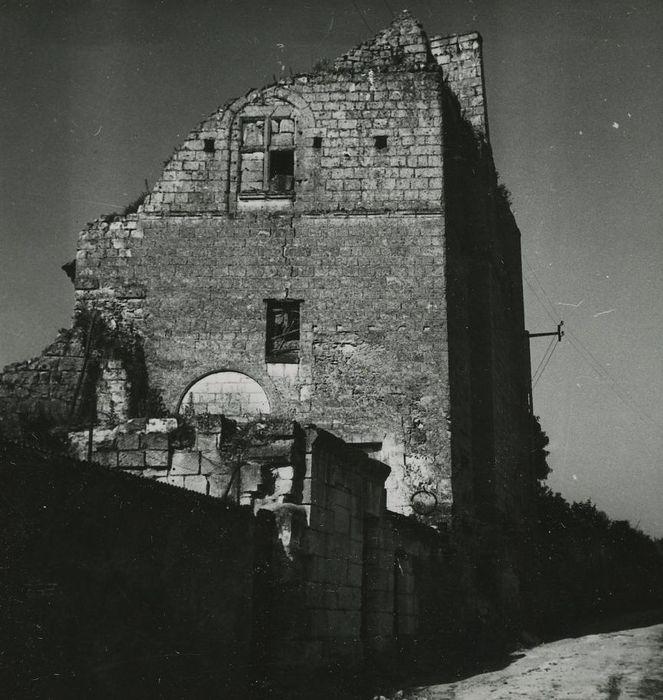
[1,0,662,536]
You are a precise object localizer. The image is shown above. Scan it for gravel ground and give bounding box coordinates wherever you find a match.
[403,623,663,699]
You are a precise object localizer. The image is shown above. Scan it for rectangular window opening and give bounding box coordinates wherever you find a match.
[374,135,388,150]
[268,149,294,194]
[239,116,296,197]
[203,138,216,153]
[313,136,323,149]
[266,299,301,364]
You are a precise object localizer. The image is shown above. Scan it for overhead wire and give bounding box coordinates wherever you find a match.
[565,329,662,431]
[523,256,562,384]
[523,256,560,323]
[523,255,663,431]
[532,335,556,383]
[533,339,559,388]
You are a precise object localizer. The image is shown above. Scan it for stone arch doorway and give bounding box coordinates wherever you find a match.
[171,371,272,499]
[178,371,271,422]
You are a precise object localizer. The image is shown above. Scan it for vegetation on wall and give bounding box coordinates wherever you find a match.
[121,191,148,216]
[72,307,166,425]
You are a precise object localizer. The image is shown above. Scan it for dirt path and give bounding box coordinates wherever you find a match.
[404,623,663,699]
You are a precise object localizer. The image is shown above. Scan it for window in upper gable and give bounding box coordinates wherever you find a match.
[240,116,295,197]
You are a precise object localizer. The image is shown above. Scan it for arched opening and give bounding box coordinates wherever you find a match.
[172,372,272,499]
[178,371,271,421]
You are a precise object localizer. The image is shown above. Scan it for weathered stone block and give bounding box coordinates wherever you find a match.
[91,428,116,448]
[94,451,117,468]
[240,462,262,493]
[207,473,232,498]
[116,432,140,450]
[195,432,219,452]
[124,418,147,432]
[145,449,169,468]
[274,466,294,481]
[141,467,169,479]
[143,432,168,450]
[170,450,200,475]
[273,478,293,497]
[146,417,177,433]
[183,475,208,495]
[245,439,293,463]
[118,450,145,469]
[200,450,230,475]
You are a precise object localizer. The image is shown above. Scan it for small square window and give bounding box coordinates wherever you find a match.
[203,138,215,153]
[266,300,301,363]
[374,135,388,150]
[313,136,323,149]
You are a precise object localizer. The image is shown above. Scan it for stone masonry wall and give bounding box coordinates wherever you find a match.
[429,32,489,138]
[63,419,458,668]
[68,417,302,506]
[1,13,533,533]
[69,212,453,519]
[2,424,472,684]
[0,328,85,438]
[74,214,145,324]
[141,70,444,217]
[262,427,458,669]
[333,10,431,71]
[441,84,532,525]
[129,212,451,518]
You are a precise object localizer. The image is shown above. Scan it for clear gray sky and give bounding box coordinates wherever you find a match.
[2,0,662,535]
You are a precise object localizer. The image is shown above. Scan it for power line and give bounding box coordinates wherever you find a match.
[523,256,560,323]
[532,335,557,386]
[565,329,662,432]
[523,255,663,432]
[532,335,556,380]
[533,339,559,388]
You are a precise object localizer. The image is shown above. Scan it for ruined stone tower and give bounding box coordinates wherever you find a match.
[0,12,534,530]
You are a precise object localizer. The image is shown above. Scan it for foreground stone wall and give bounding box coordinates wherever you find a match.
[61,419,484,671]
[0,441,258,697]
[1,425,487,689]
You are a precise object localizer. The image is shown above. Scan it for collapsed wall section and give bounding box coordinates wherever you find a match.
[0,329,85,438]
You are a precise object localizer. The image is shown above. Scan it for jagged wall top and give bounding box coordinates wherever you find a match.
[332,10,433,72]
